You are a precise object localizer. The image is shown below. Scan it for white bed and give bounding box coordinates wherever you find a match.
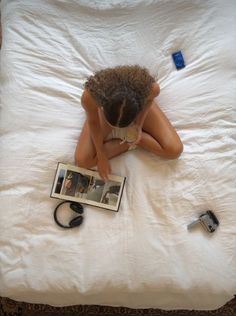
[0,0,236,310]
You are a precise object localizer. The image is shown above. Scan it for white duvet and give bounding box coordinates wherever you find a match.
[0,0,236,310]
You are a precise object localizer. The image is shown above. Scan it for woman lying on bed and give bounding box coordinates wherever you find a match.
[75,65,183,179]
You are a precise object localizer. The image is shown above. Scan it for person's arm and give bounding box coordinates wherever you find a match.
[81,89,111,179]
[81,90,104,155]
[135,83,160,128]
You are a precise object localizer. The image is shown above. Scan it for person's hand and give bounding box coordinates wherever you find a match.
[97,153,111,180]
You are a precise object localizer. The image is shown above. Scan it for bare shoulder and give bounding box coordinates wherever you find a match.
[149,82,160,100]
[81,89,99,114]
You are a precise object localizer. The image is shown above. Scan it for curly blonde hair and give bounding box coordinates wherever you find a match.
[84,65,156,127]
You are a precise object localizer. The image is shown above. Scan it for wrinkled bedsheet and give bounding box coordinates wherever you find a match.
[0,0,236,310]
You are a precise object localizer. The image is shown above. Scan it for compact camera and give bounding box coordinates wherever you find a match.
[188,210,219,233]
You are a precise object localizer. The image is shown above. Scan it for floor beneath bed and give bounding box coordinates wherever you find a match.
[0,296,235,316]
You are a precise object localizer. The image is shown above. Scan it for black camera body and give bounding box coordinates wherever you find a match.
[188,210,219,233]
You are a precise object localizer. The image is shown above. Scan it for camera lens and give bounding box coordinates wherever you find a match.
[209,225,215,232]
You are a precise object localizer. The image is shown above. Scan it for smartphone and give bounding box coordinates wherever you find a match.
[172,51,185,70]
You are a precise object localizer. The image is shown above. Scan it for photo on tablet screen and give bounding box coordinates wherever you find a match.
[51,163,126,212]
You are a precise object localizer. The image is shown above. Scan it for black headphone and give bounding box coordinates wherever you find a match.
[54,201,84,229]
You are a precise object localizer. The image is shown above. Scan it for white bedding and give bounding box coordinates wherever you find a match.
[0,0,236,310]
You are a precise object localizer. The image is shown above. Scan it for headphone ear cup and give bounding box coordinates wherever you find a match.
[69,216,83,228]
[70,202,84,214]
